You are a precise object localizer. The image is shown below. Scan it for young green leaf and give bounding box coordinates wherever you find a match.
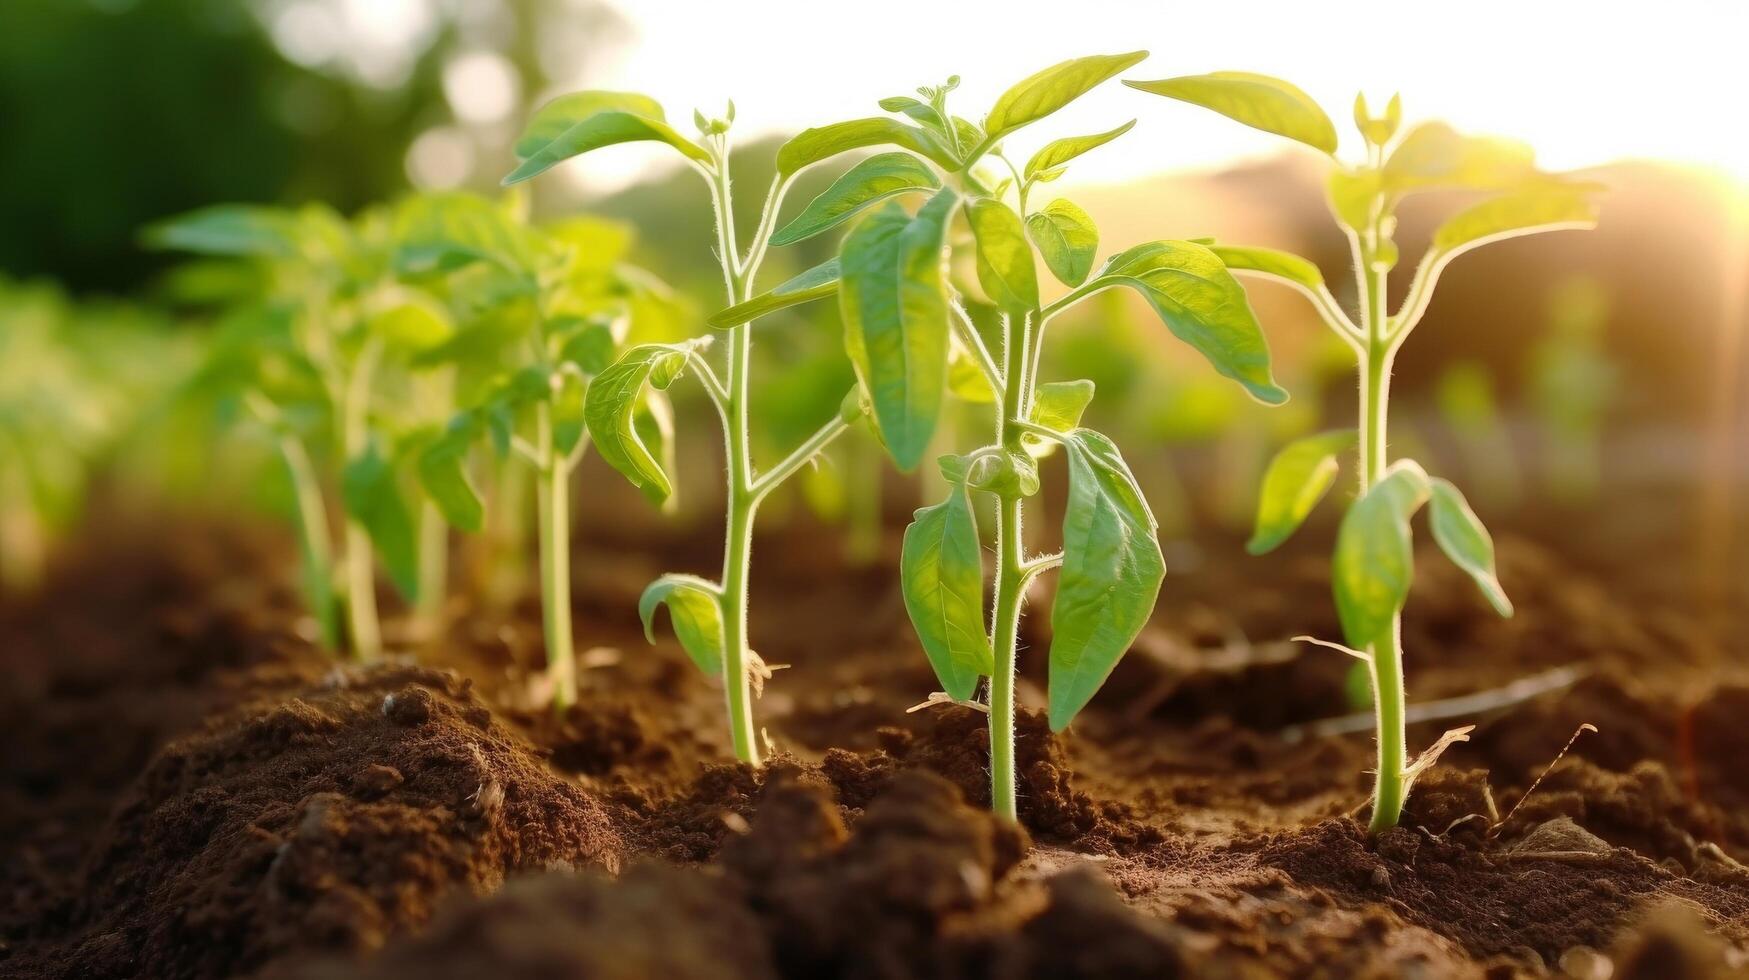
[1025,200,1099,287]
[144,205,300,259]
[1332,461,1432,649]
[1124,72,1337,155]
[1048,428,1166,731]
[1431,188,1599,258]
[551,372,588,457]
[513,91,667,159]
[419,414,485,533]
[1426,477,1513,617]
[1023,120,1136,180]
[367,300,452,353]
[901,477,992,700]
[965,447,1041,498]
[965,198,1039,313]
[342,441,419,599]
[838,191,957,470]
[948,340,996,403]
[1327,168,1381,231]
[1382,122,1535,193]
[771,153,941,247]
[557,317,620,375]
[709,258,841,329]
[984,51,1149,144]
[1024,378,1095,457]
[639,574,725,676]
[879,95,947,131]
[1206,244,1325,294]
[504,112,710,186]
[776,118,955,176]
[585,342,699,503]
[1247,429,1356,555]
[1081,240,1288,405]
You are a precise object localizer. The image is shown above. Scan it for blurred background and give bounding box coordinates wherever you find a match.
[1,0,1744,618]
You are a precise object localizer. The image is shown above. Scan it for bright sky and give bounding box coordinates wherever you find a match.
[555,0,1749,192]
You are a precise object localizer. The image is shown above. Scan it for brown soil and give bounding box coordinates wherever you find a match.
[4,498,1749,978]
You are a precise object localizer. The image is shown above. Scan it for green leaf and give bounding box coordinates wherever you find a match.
[771,153,941,247]
[838,191,957,471]
[1124,72,1337,155]
[343,441,419,599]
[513,91,667,159]
[965,447,1040,497]
[1431,188,1599,257]
[776,118,955,175]
[367,299,452,352]
[948,341,996,403]
[418,413,485,533]
[1025,378,1095,457]
[879,95,946,130]
[984,51,1149,144]
[557,318,620,375]
[1427,478,1513,617]
[1024,120,1136,180]
[1026,200,1099,287]
[585,342,700,504]
[1087,240,1287,405]
[1327,168,1381,231]
[639,574,725,676]
[1246,429,1355,555]
[391,192,547,276]
[901,481,992,699]
[1206,244,1324,293]
[709,258,842,329]
[965,198,1039,312]
[1381,122,1535,193]
[1332,461,1431,649]
[504,111,710,185]
[144,205,300,259]
[1048,429,1165,731]
[552,372,587,457]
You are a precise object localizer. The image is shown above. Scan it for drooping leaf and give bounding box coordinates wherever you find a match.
[144,205,300,259]
[513,91,667,159]
[772,152,941,246]
[984,51,1149,144]
[838,191,957,470]
[1024,120,1136,179]
[1025,378,1095,457]
[1431,188,1599,257]
[776,117,955,175]
[1426,478,1513,617]
[965,198,1039,313]
[1125,72,1337,154]
[1048,429,1166,731]
[1206,244,1325,294]
[639,574,725,676]
[1026,200,1099,286]
[709,258,841,329]
[418,413,485,533]
[1246,429,1356,555]
[584,342,700,503]
[1332,461,1432,649]
[504,112,710,185]
[901,478,992,700]
[1085,240,1287,404]
[342,441,419,599]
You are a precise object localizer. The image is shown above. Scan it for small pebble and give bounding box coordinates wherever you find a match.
[382,686,434,726]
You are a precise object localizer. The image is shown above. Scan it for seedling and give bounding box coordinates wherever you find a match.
[706,54,1285,818]
[408,193,678,711]
[1128,73,1599,832]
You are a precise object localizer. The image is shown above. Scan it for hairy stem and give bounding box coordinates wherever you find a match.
[534,402,577,711]
[986,311,1037,823]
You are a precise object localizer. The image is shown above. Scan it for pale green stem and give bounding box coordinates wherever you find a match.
[414,500,448,638]
[341,339,383,660]
[279,433,340,650]
[534,402,577,710]
[986,311,1038,823]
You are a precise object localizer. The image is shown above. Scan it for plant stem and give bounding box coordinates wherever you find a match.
[720,321,761,764]
[986,311,1037,823]
[534,402,577,711]
[414,500,447,638]
[341,339,383,661]
[278,433,340,650]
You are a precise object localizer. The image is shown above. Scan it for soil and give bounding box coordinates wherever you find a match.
[4,482,1748,978]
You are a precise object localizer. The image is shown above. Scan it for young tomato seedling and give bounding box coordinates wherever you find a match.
[1128,73,1599,832]
[711,54,1286,819]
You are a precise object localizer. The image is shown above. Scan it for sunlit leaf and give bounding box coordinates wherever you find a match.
[965,198,1039,312]
[1327,168,1380,231]
[1332,461,1431,649]
[1026,199,1099,287]
[1246,429,1355,555]
[584,342,701,504]
[1125,72,1337,154]
[1048,429,1165,731]
[1382,122,1535,193]
[639,574,725,676]
[1025,378,1095,457]
[708,258,841,329]
[771,153,941,246]
[1431,188,1599,257]
[1023,120,1136,179]
[368,299,452,352]
[504,111,710,185]
[838,191,957,470]
[144,205,300,259]
[1427,477,1513,617]
[776,117,955,175]
[984,51,1149,144]
[513,91,667,159]
[901,475,991,699]
[1206,244,1324,293]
